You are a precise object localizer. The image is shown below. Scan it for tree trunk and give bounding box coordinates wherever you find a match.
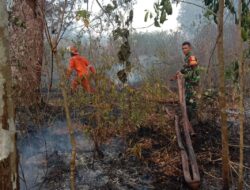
[9,0,44,105]
[0,1,18,189]
[217,0,230,189]
[237,1,244,189]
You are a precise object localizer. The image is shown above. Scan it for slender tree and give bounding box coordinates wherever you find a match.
[217,0,230,189]
[44,0,78,91]
[0,0,18,189]
[237,1,245,189]
[54,50,76,190]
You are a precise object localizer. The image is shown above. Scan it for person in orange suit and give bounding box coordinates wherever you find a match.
[66,46,96,93]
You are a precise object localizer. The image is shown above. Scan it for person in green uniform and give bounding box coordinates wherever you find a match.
[172,42,200,121]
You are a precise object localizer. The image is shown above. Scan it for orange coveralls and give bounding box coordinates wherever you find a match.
[68,55,95,93]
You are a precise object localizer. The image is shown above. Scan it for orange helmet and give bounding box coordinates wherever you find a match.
[69,46,79,55]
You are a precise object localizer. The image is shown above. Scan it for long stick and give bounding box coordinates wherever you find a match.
[55,52,76,190]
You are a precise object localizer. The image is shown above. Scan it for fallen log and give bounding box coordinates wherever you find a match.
[177,74,195,135]
[174,74,200,190]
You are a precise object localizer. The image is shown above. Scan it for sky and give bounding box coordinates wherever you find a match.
[88,0,181,33]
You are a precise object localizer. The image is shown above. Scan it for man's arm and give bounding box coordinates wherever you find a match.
[180,56,197,75]
[180,65,190,75]
[83,57,96,74]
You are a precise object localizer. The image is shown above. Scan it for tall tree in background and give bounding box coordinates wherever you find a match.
[237,1,244,189]
[0,0,18,189]
[202,1,250,188]
[9,0,44,105]
[217,0,230,188]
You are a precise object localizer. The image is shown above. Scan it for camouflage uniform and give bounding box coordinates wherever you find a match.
[180,52,200,120]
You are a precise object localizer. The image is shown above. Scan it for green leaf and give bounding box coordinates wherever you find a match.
[104,4,114,14]
[117,41,131,61]
[115,15,121,26]
[112,0,118,9]
[163,0,172,15]
[129,10,134,22]
[126,10,134,26]
[150,13,153,19]
[204,0,211,6]
[160,10,167,24]
[113,28,129,40]
[160,0,165,6]
[76,10,90,19]
[154,18,160,27]
[154,3,160,16]
[241,28,248,41]
[144,11,149,22]
[117,69,127,83]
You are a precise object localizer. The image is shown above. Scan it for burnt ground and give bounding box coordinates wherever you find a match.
[124,120,222,190]
[16,99,250,190]
[124,116,250,190]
